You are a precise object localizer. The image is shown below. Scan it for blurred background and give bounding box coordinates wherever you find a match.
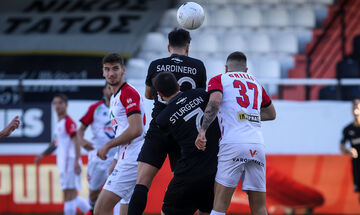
[0,0,360,214]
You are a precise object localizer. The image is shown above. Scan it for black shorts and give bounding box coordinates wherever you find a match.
[162,175,215,215]
[137,120,180,170]
[352,158,360,192]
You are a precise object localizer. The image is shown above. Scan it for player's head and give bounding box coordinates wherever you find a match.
[52,94,68,116]
[103,82,112,100]
[168,28,191,56]
[353,99,360,117]
[226,51,248,73]
[102,53,126,88]
[152,72,179,98]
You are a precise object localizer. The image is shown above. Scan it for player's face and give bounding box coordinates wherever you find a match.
[52,97,67,116]
[353,100,360,117]
[103,84,113,99]
[103,62,125,86]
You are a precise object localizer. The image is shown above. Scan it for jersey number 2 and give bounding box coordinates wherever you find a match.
[184,107,204,132]
[233,80,258,110]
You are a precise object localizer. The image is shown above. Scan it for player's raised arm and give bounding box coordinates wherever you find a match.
[35,140,57,164]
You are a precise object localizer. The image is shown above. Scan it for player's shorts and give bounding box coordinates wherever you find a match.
[162,175,215,215]
[215,143,266,192]
[58,158,82,190]
[352,158,360,192]
[103,141,142,202]
[137,120,180,171]
[87,152,114,191]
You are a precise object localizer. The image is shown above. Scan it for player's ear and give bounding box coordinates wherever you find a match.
[245,67,248,73]
[168,45,171,53]
[225,65,228,73]
[185,44,189,55]
[158,91,164,98]
[177,83,180,90]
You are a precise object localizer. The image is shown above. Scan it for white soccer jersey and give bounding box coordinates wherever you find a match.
[110,82,146,160]
[208,72,271,146]
[54,115,80,173]
[80,100,116,157]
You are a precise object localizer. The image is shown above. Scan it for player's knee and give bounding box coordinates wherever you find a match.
[89,189,100,202]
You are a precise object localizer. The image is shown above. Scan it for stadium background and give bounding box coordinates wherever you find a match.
[1,0,360,214]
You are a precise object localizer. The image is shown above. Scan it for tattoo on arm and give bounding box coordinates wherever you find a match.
[201,100,220,131]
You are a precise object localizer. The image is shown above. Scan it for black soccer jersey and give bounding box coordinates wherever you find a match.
[146,54,207,119]
[156,89,220,178]
[341,123,360,153]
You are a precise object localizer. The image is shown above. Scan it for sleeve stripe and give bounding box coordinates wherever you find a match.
[261,100,272,108]
[127,110,141,117]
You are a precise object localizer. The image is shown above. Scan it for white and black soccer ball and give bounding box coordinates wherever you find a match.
[177,2,205,30]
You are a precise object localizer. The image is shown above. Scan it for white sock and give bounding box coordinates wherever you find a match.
[75,196,91,213]
[64,199,77,215]
[210,210,226,215]
[113,202,121,215]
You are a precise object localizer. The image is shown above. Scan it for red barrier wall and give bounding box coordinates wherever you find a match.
[0,155,359,214]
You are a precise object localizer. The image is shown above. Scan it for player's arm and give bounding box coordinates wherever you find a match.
[195,91,222,151]
[145,85,154,100]
[77,124,95,151]
[35,140,57,164]
[97,113,143,160]
[0,116,20,138]
[340,130,358,158]
[261,103,276,121]
[71,134,82,174]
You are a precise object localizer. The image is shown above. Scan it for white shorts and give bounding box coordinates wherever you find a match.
[103,141,142,202]
[87,154,114,190]
[215,143,266,192]
[59,172,81,190]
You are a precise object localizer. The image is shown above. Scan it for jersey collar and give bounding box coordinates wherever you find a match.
[168,92,183,104]
[114,82,127,97]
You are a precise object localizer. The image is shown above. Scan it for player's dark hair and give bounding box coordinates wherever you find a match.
[226,51,247,72]
[152,72,178,97]
[353,99,360,105]
[168,28,191,48]
[102,53,124,65]
[53,93,68,104]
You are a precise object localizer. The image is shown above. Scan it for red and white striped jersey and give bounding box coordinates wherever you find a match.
[208,72,271,145]
[110,82,146,159]
[54,115,78,173]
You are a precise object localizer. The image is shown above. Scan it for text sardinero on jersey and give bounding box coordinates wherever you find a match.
[156,64,197,75]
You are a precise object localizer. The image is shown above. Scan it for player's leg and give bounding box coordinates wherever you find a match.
[248,191,267,215]
[88,158,110,211]
[94,189,121,215]
[211,182,236,214]
[128,125,168,215]
[119,203,128,215]
[198,176,215,215]
[63,189,77,215]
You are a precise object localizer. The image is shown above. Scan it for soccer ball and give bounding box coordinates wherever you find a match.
[177,2,205,30]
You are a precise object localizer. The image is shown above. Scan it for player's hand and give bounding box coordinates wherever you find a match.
[350,147,358,158]
[74,161,81,175]
[97,145,109,160]
[195,129,207,151]
[82,141,95,151]
[35,154,43,164]
[2,116,20,137]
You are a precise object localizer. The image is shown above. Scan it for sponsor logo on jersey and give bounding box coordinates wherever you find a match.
[349,130,355,136]
[237,112,260,123]
[176,97,187,105]
[171,57,183,64]
[126,103,137,109]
